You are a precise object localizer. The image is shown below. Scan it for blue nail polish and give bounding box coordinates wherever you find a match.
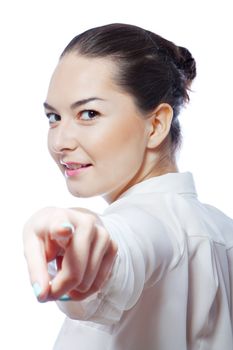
[59,294,72,301]
[61,222,75,234]
[33,282,42,298]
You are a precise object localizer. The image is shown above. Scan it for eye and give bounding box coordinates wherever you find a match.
[79,110,99,121]
[46,113,61,124]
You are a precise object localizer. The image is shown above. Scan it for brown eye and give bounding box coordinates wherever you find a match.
[79,110,99,121]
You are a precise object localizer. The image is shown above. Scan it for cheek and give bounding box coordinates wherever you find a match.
[91,122,146,168]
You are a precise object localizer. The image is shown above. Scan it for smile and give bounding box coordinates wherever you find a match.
[60,161,93,177]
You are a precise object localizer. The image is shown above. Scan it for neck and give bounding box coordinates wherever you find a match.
[104,153,178,204]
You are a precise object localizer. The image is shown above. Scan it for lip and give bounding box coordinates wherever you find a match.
[60,161,93,177]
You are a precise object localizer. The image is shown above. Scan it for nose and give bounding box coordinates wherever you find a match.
[49,119,79,154]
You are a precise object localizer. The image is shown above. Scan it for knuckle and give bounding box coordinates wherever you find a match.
[62,271,79,286]
[98,226,110,244]
[111,240,118,254]
[89,214,97,225]
[79,211,96,224]
[77,282,90,293]
[91,279,102,292]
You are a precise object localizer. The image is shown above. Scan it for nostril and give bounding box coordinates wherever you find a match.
[50,142,78,154]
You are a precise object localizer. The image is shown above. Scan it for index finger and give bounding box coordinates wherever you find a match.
[23,230,51,302]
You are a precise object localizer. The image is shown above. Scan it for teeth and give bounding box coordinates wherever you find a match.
[66,164,83,170]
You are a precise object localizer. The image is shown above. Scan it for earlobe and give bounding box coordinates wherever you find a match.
[147,103,173,149]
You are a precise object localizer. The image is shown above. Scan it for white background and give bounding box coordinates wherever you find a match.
[0,0,232,349]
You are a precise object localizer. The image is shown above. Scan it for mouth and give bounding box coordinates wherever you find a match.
[60,161,93,177]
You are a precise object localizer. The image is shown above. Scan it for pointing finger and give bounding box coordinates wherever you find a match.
[23,232,51,302]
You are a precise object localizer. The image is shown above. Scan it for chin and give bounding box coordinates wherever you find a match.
[66,182,99,199]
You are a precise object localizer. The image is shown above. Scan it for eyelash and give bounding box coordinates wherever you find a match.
[46,109,100,124]
[79,109,100,121]
[46,113,61,124]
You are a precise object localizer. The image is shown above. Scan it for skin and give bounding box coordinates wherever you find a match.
[46,53,178,203]
[23,53,178,302]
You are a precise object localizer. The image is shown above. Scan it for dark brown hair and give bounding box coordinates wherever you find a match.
[61,23,196,153]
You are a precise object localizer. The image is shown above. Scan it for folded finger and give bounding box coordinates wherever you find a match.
[76,225,111,292]
[63,240,118,301]
[49,224,93,299]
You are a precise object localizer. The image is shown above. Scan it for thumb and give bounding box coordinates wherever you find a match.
[50,222,75,249]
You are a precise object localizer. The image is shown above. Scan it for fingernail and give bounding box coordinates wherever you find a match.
[61,222,75,234]
[58,294,72,301]
[32,282,42,298]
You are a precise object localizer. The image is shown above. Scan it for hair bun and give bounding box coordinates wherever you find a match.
[176,46,196,83]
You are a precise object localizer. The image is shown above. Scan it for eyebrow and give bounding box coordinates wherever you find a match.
[43,97,106,111]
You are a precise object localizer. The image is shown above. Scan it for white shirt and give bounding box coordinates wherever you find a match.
[53,172,233,350]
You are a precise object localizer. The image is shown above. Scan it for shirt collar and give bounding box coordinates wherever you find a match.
[117,172,197,200]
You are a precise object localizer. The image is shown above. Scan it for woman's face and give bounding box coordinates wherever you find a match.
[45,53,153,203]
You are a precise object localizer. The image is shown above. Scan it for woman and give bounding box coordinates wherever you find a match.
[23,23,233,349]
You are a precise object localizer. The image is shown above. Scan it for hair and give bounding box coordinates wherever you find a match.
[61,23,196,155]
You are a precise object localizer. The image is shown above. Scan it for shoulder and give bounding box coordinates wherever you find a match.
[100,196,181,267]
[101,198,167,237]
[201,204,233,247]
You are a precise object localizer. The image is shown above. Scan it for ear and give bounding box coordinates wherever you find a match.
[146,103,173,149]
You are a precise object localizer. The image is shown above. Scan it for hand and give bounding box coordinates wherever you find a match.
[23,207,118,302]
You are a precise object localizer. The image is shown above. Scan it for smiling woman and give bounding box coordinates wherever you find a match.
[23,23,233,350]
[44,52,178,203]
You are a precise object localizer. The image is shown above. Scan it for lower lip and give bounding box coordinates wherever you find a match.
[64,165,92,178]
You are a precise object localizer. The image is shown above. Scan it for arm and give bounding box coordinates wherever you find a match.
[57,205,175,324]
[23,205,175,325]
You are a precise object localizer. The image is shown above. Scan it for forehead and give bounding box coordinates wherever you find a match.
[47,53,120,100]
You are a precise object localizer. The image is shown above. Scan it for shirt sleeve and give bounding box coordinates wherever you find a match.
[56,205,176,325]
